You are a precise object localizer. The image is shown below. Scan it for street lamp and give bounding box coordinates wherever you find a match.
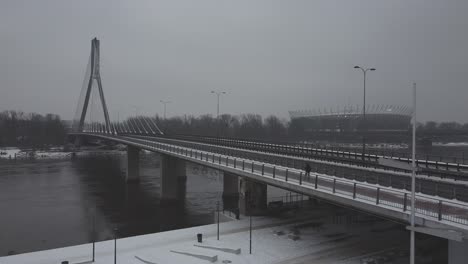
[211,91,226,137]
[210,91,226,119]
[353,66,376,160]
[160,100,171,120]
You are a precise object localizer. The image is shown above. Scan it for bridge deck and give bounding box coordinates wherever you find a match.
[73,133,468,236]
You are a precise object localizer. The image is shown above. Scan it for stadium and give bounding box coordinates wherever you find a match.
[289,104,412,136]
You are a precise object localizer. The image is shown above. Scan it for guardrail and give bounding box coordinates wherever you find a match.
[86,131,468,175]
[126,135,468,203]
[81,123,468,165]
[167,135,468,174]
[89,133,468,228]
[170,134,468,165]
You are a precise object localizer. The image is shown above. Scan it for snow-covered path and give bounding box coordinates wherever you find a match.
[0,208,413,264]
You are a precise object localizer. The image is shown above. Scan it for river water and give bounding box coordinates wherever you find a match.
[0,151,449,263]
[0,151,232,256]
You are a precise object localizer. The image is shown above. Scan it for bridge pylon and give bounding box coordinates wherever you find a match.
[73,38,111,134]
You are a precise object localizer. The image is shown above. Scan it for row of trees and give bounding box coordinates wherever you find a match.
[0,111,67,148]
[155,114,468,141]
[417,121,468,135]
[155,114,289,140]
[1,109,467,147]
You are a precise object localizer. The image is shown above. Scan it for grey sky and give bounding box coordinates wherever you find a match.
[1,0,467,122]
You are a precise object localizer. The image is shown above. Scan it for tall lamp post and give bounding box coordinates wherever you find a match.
[410,82,417,264]
[353,66,376,160]
[211,90,226,137]
[160,100,171,120]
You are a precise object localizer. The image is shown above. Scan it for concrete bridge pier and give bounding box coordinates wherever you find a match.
[73,135,83,148]
[239,177,267,216]
[160,154,187,204]
[223,172,240,209]
[449,240,468,264]
[126,146,140,183]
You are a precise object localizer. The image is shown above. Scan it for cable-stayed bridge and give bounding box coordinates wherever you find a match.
[68,38,468,263]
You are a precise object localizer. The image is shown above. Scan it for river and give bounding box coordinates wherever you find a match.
[0,151,232,256]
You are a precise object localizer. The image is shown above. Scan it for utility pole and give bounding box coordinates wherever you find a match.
[249,215,252,254]
[217,201,220,240]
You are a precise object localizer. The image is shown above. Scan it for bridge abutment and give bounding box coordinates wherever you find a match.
[126,146,140,183]
[448,240,468,264]
[160,154,187,204]
[239,177,267,216]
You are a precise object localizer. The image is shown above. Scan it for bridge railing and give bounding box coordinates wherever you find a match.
[118,133,468,181]
[161,134,468,173]
[115,135,468,227]
[122,135,468,203]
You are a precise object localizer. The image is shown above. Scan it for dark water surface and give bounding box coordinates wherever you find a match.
[0,152,223,256]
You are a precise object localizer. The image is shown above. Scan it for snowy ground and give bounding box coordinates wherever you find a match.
[0,147,127,160]
[0,205,414,264]
[0,148,21,159]
[433,142,468,147]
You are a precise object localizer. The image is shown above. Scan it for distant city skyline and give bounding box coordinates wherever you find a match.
[1,0,468,122]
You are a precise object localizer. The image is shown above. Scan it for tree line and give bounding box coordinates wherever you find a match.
[417,121,468,135]
[0,111,66,148]
[155,114,468,140]
[1,109,467,148]
[155,114,289,140]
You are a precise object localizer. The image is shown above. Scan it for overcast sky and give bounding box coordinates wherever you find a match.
[1,0,468,122]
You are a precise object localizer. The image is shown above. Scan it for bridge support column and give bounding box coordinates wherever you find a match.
[126,146,140,183]
[448,240,468,264]
[239,177,267,216]
[160,154,187,204]
[223,173,240,209]
[73,135,82,148]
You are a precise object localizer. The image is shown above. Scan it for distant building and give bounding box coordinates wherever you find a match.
[289,104,412,135]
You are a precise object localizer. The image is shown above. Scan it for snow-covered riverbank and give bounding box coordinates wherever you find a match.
[0,205,424,264]
[0,147,126,160]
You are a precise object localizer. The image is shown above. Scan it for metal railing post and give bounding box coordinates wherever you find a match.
[299,172,302,185]
[438,200,442,221]
[285,169,288,181]
[333,179,336,193]
[376,188,380,205]
[251,162,254,173]
[314,175,318,189]
[403,193,408,211]
[242,160,245,170]
[353,183,357,199]
[273,166,276,178]
[262,164,265,175]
